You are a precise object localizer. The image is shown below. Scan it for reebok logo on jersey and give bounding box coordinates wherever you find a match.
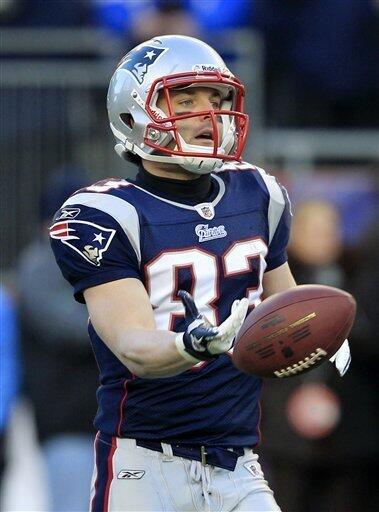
[117,470,145,480]
[56,207,81,220]
[195,224,227,243]
[49,220,116,266]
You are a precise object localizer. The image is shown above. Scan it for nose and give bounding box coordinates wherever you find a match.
[200,112,211,122]
[197,97,216,116]
[199,103,215,123]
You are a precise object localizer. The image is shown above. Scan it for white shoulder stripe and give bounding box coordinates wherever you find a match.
[254,167,285,244]
[62,192,141,263]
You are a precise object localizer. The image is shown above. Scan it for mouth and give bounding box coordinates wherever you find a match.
[194,130,214,145]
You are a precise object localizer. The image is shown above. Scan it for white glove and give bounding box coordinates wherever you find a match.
[329,339,351,376]
[175,290,249,363]
[206,298,250,355]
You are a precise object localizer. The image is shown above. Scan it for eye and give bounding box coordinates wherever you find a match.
[179,99,193,107]
[211,101,221,109]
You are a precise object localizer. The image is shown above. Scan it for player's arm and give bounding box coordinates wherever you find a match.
[84,278,248,379]
[50,198,248,378]
[262,261,297,299]
[84,278,192,378]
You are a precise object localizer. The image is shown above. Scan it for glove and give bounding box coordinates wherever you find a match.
[175,290,249,363]
[329,339,351,376]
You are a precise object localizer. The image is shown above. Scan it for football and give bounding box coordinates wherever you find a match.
[232,285,356,378]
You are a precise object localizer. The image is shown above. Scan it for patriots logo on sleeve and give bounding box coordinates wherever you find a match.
[119,45,168,84]
[49,220,116,266]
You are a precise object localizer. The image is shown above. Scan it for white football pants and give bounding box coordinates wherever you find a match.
[90,436,281,512]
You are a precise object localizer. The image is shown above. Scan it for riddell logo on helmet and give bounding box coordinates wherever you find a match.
[193,64,230,74]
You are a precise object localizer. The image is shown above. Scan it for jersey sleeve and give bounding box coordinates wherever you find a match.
[49,191,142,303]
[254,167,292,272]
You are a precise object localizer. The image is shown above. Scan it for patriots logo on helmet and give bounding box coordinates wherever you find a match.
[49,220,116,266]
[119,45,168,84]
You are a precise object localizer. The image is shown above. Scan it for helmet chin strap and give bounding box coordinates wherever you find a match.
[180,156,223,174]
[116,141,224,174]
[172,134,225,174]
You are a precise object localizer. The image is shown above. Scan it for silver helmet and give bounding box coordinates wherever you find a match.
[107,35,249,174]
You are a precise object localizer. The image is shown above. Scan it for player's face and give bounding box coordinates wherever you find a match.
[157,87,223,147]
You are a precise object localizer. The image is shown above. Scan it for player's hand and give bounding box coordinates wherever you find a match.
[174,290,249,363]
[328,339,351,376]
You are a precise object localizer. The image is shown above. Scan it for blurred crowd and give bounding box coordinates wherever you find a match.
[258,197,379,512]
[2,171,99,511]
[1,0,378,127]
[1,1,378,511]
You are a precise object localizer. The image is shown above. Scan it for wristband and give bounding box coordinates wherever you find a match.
[174,333,202,364]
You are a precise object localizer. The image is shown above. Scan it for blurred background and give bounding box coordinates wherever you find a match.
[1,1,378,511]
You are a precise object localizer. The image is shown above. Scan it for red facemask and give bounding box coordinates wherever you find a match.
[143,71,249,162]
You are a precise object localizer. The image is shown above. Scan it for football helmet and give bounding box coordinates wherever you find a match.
[107,35,249,174]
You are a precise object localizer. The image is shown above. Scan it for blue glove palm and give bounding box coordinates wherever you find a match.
[179,290,219,361]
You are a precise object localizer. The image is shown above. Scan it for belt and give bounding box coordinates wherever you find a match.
[136,439,245,471]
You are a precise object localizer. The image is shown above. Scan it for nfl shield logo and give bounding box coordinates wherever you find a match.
[194,203,215,220]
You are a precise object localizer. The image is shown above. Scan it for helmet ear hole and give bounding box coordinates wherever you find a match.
[120,113,134,129]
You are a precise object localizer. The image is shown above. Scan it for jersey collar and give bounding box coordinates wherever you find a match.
[129,167,226,217]
[135,165,212,205]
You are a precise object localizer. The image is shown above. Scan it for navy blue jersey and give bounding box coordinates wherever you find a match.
[50,162,291,447]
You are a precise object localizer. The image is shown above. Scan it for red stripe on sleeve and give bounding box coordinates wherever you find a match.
[117,379,129,437]
[50,222,68,232]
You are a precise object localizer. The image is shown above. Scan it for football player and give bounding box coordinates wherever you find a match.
[50,35,349,511]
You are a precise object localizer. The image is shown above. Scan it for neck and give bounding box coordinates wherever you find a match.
[137,164,212,203]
